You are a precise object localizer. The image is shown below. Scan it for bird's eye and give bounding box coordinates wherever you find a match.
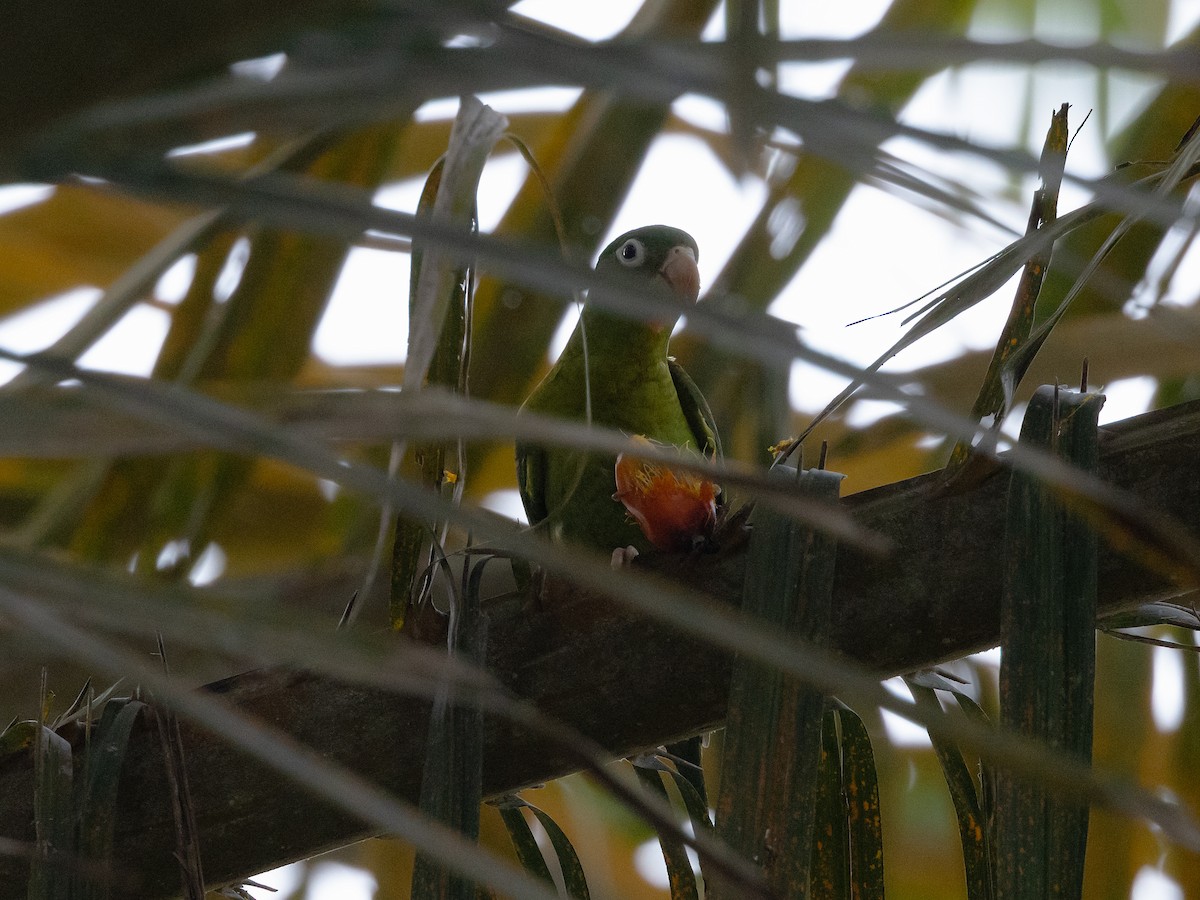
[616,238,646,267]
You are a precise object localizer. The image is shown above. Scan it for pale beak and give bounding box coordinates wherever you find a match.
[658,245,700,303]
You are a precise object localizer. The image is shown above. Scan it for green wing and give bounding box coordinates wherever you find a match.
[668,358,722,461]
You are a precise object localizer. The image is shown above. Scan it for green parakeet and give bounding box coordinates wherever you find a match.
[516,224,721,555]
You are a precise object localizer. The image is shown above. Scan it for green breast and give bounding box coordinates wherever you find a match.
[525,355,698,552]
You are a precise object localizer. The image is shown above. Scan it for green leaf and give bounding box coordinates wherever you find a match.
[809,705,849,900]
[806,703,884,899]
[837,705,885,900]
[994,385,1104,899]
[662,775,712,890]
[712,466,843,898]
[633,763,699,900]
[661,736,708,817]
[392,155,454,633]
[639,751,715,890]
[394,95,494,631]
[907,678,992,900]
[30,722,74,900]
[496,802,556,886]
[406,96,506,391]
[528,805,591,900]
[411,554,490,900]
[76,699,147,900]
[947,103,1070,477]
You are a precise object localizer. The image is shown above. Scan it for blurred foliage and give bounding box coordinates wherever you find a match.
[1,0,1200,897]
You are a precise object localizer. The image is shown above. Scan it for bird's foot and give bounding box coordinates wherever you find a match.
[611,546,639,569]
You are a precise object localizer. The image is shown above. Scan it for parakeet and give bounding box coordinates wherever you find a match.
[516,224,721,555]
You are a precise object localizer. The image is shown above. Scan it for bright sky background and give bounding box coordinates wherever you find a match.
[2,1,1199,897]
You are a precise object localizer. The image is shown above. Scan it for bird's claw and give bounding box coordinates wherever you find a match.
[611,546,639,569]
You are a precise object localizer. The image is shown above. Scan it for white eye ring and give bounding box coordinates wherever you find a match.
[616,238,646,267]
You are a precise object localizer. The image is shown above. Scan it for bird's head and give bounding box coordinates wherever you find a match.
[594,225,700,332]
